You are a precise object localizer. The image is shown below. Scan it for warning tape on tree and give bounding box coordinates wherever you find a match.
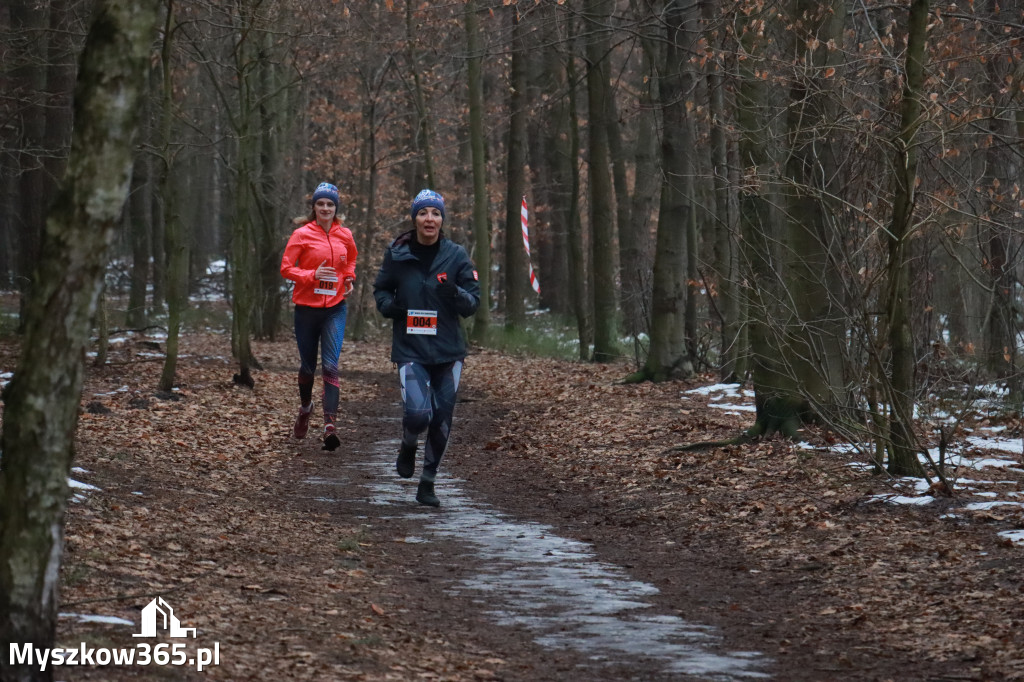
[520,196,541,294]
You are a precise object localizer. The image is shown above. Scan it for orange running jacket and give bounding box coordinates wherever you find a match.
[280,220,358,307]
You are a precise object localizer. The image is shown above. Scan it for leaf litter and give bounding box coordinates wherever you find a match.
[0,333,1022,680]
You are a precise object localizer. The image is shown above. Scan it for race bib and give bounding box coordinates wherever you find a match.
[314,275,338,296]
[406,309,438,336]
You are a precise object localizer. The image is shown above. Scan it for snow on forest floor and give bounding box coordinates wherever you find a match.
[686,382,1024,546]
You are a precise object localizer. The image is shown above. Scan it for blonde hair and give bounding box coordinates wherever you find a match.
[293,209,345,226]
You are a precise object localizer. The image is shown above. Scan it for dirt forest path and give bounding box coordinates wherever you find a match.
[14,333,1023,681]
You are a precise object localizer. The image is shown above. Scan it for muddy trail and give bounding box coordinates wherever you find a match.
[17,335,1024,681]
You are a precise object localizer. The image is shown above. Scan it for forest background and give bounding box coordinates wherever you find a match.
[0,0,1023,677]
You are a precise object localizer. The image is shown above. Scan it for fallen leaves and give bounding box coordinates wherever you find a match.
[3,330,1023,680]
[459,347,1024,681]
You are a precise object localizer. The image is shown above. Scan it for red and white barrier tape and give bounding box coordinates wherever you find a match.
[520,196,541,294]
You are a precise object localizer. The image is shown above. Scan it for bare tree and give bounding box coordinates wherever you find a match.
[466,0,492,342]
[584,0,618,361]
[0,2,161,675]
[504,5,529,329]
[882,0,930,476]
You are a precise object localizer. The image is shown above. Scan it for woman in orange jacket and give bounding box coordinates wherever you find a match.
[280,182,357,451]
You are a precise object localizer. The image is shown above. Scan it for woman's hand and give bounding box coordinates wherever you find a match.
[343,278,355,296]
[315,260,337,281]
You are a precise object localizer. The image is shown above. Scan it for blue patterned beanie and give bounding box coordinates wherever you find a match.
[411,189,445,223]
[312,182,340,206]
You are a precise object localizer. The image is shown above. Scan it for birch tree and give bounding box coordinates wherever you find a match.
[0,2,161,674]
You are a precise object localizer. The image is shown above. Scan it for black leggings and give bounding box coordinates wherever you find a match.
[398,360,463,479]
[294,302,347,424]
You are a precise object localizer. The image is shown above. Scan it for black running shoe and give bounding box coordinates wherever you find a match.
[416,479,440,507]
[322,424,340,452]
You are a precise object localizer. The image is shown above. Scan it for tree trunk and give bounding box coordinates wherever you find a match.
[159,1,187,392]
[43,0,77,207]
[0,2,160,677]
[624,3,661,347]
[736,0,802,437]
[981,47,1016,386]
[94,287,109,367]
[10,0,50,321]
[701,0,741,382]
[503,6,528,329]
[351,56,389,340]
[781,0,848,418]
[406,1,435,189]
[253,31,287,341]
[126,109,154,330]
[555,13,592,359]
[466,0,491,342]
[584,0,618,361]
[607,92,634,335]
[230,0,259,386]
[631,0,696,382]
[884,0,929,476]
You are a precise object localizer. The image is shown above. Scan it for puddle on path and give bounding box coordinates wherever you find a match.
[302,440,769,680]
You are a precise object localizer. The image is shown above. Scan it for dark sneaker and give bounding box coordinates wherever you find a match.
[293,407,312,439]
[395,441,416,478]
[322,424,340,451]
[416,480,440,507]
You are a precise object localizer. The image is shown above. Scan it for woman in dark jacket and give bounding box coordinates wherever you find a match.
[373,189,480,507]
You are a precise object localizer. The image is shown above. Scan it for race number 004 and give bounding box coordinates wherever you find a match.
[406,309,438,336]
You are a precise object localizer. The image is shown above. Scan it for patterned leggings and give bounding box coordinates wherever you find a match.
[398,360,463,480]
[294,302,347,424]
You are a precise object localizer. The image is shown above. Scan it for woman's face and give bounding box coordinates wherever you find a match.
[314,198,336,224]
[415,207,442,245]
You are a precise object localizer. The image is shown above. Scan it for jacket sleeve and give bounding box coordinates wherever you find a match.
[280,231,316,286]
[341,228,358,282]
[452,249,481,318]
[373,249,404,319]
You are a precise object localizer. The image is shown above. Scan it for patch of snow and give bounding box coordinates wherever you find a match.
[969,458,1021,470]
[708,403,756,413]
[869,494,934,506]
[998,530,1024,545]
[905,478,931,494]
[685,384,747,397]
[68,479,99,491]
[963,501,1024,512]
[965,436,1023,455]
[846,462,875,471]
[322,438,773,679]
[93,386,129,397]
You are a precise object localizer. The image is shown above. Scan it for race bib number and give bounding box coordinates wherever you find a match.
[406,309,438,336]
[314,275,338,296]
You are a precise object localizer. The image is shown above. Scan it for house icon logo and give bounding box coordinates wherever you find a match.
[133,597,197,638]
